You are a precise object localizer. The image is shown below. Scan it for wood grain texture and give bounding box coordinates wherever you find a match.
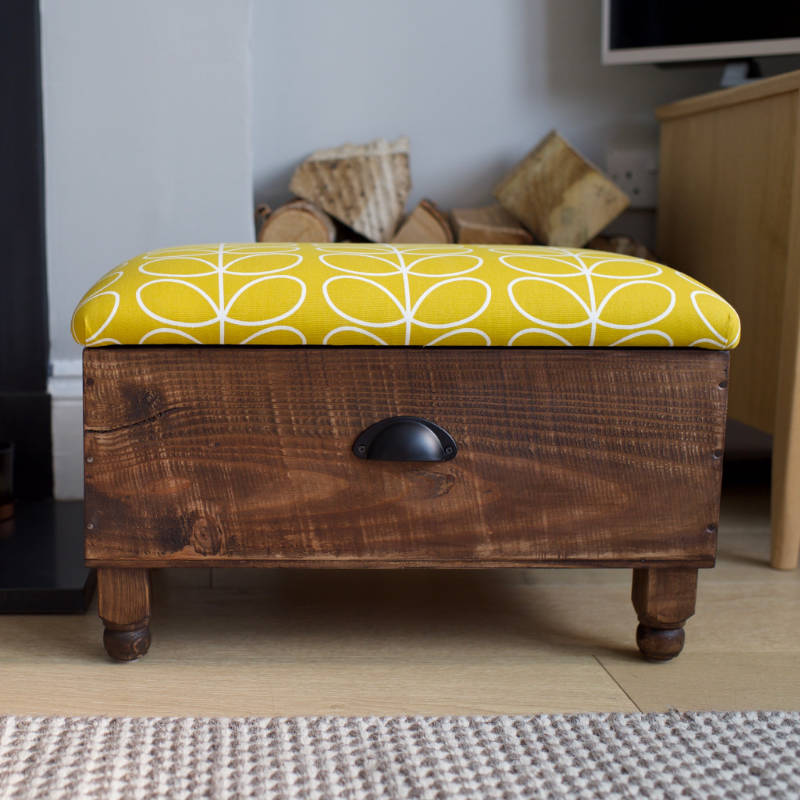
[97,567,151,626]
[632,567,698,661]
[450,204,533,245]
[632,567,698,628]
[97,567,151,661]
[771,81,800,569]
[256,199,336,243]
[494,131,629,247]
[656,71,800,120]
[0,661,636,716]
[392,199,453,244]
[2,487,795,714]
[657,70,800,568]
[83,347,728,568]
[289,137,410,242]
[657,80,798,434]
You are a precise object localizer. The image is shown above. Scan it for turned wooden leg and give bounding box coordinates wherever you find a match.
[97,567,151,661]
[631,567,698,662]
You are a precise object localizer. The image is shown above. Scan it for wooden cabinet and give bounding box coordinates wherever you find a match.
[657,71,800,569]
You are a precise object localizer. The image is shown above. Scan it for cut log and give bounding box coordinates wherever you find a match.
[494,130,629,247]
[256,199,336,243]
[451,204,533,245]
[392,198,453,243]
[253,203,271,237]
[588,234,655,261]
[289,137,411,242]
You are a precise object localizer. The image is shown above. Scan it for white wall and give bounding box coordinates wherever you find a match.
[41,0,254,365]
[41,0,254,497]
[251,0,799,244]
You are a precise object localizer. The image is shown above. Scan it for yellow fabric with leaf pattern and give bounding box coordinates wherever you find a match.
[71,243,740,349]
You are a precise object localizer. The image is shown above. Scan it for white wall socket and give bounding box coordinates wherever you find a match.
[606,148,659,210]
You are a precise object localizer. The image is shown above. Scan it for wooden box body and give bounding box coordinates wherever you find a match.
[83,347,728,569]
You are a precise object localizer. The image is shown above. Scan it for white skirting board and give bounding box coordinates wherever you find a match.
[48,359,83,500]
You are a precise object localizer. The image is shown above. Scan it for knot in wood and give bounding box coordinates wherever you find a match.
[184,511,223,556]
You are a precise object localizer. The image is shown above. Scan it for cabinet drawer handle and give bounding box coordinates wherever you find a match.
[353,416,457,462]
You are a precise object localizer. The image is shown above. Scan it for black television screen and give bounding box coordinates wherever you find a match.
[603,0,800,64]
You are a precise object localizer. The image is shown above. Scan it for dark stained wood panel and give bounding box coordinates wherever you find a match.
[83,347,728,567]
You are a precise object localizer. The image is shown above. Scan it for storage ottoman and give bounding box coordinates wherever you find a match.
[72,243,740,662]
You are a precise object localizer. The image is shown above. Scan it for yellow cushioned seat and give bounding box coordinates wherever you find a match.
[71,243,740,349]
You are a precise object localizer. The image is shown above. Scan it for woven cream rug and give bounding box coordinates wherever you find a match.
[1,712,798,799]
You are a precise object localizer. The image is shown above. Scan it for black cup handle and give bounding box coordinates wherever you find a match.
[352,417,457,462]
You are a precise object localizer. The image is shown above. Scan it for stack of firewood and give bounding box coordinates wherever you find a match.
[255,131,652,258]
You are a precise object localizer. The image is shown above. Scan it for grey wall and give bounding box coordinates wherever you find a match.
[251,0,799,244]
[41,0,254,363]
[252,0,710,209]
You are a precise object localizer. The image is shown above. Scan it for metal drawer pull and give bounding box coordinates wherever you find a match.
[353,417,457,462]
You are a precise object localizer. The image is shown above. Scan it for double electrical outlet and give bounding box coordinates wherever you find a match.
[607,149,659,210]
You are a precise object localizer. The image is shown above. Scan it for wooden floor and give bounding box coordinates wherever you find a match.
[1,474,798,717]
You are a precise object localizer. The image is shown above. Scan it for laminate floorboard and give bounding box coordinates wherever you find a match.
[0,475,795,716]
